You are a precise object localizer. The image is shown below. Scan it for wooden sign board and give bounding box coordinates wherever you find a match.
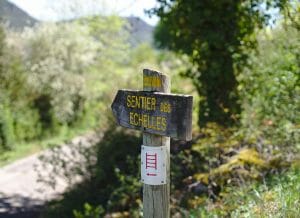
[111,89,193,141]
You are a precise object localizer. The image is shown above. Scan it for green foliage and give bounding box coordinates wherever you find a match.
[20,21,102,126]
[2,10,299,218]
[38,38,196,216]
[0,100,15,150]
[0,25,4,57]
[0,15,133,150]
[3,15,131,138]
[42,127,142,218]
[195,168,300,217]
[283,0,300,30]
[73,203,104,218]
[0,24,40,149]
[238,25,300,146]
[95,127,142,214]
[150,0,291,126]
[168,121,295,215]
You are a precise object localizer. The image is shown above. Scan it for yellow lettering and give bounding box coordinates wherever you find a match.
[146,97,151,110]
[129,112,167,131]
[129,112,134,125]
[149,115,154,129]
[142,96,146,109]
[143,114,148,127]
[131,95,135,108]
[160,102,171,113]
[151,98,156,110]
[133,113,139,125]
[152,116,158,130]
[138,113,143,126]
[161,117,167,130]
[136,96,141,108]
[127,95,131,107]
[127,95,156,111]
[156,116,161,131]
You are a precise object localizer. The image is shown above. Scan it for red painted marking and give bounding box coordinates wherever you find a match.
[147,173,157,176]
[146,153,157,170]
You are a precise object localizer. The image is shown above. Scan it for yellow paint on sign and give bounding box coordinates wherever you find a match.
[126,94,172,132]
[127,95,156,111]
[129,112,167,131]
[143,76,162,88]
[160,102,172,113]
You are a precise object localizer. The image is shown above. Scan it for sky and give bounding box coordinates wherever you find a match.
[8,0,159,25]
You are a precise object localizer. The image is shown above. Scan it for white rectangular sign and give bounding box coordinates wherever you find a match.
[141,145,167,185]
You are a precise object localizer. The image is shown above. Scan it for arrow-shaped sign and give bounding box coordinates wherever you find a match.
[111,89,193,141]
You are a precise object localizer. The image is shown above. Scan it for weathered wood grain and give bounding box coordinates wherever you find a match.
[111,90,193,141]
[143,69,170,218]
[143,69,170,92]
[110,68,193,217]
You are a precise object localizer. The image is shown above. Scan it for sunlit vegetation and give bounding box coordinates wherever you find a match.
[0,1,299,217]
[0,16,195,160]
[190,166,300,217]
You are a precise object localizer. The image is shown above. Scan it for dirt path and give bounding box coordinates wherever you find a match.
[0,132,101,218]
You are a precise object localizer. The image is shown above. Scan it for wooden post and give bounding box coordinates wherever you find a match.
[111,68,192,217]
[142,69,170,218]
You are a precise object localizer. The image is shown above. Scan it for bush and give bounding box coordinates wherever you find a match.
[0,15,132,149]
[41,126,142,218]
[238,25,300,147]
[0,24,41,148]
[0,100,15,150]
[73,203,104,218]
[95,127,142,214]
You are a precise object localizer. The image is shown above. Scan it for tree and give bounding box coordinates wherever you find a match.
[150,0,290,126]
[283,1,300,30]
[238,24,300,145]
[0,25,4,73]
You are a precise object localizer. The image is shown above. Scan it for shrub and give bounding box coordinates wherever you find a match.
[73,203,104,218]
[238,25,300,147]
[4,16,131,137]
[0,99,15,150]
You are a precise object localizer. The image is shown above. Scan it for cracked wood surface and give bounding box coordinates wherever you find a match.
[142,69,170,218]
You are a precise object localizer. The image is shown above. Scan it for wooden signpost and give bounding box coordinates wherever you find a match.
[111,69,193,218]
[111,90,192,141]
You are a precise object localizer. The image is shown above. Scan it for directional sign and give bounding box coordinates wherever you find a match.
[111,89,193,141]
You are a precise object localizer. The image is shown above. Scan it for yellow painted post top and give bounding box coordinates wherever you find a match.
[143,69,170,93]
[143,75,162,89]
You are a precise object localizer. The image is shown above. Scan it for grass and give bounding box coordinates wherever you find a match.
[194,165,300,217]
[231,167,300,217]
[0,127,90,167]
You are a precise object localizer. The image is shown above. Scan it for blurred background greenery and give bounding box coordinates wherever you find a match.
[0,0,299,217]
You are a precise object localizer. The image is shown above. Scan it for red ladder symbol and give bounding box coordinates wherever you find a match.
[146,152,157,170]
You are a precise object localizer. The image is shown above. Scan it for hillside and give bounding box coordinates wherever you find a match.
[0,0,154,46]
[0,0,37,29]
[125,16,154,46]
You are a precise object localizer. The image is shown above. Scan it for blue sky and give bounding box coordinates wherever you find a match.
[8,0,159,25]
